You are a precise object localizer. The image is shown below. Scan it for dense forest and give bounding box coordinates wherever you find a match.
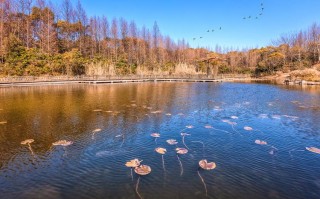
[0,0,319,77]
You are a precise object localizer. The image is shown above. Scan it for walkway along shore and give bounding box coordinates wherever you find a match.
[0,74,264,87]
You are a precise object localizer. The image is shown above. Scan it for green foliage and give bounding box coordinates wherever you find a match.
[1,35,85,76]
[163,62,175,74]
[196,62,207,73]
[62,49,86,76]
[238,67,253,74]
[4,34,28,75]
[256,60,269,74]
[218,65,231,74]
[114,59,138,75]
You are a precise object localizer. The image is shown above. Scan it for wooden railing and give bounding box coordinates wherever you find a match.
[0,74,252,83]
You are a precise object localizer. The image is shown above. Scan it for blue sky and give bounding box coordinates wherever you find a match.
[73,0,320,49]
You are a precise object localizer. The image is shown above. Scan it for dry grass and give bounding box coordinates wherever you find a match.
[290,69,320,82]
[313,64,320,71]
[86,62,203,76]
[136,67,169,76]
[135,63,202,76]
[86,62,116,76]
[174,63,199,75]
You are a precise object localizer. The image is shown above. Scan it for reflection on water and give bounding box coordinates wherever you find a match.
[0,82,320,199]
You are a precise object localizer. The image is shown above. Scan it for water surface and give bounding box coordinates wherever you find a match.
[0,82,320,199]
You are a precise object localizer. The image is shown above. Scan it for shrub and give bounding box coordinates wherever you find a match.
[313,64,320,71]
[290,69,320,82]
[62,49,86,76]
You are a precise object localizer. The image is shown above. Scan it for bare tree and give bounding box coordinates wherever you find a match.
[101,16,109,59]
[0,0,5,62]
[129,21,137,66]
[111,18,118,62]
[61,0,72,22]
[44,1,57,54]
[146,28,153,70]
[25,0,32,49]
[120,17,128,63]
[294,31,305,69]
[308,23,320,64]
[88,16,97,57]
[139,25,148,66]
[153,21,160,66]
[60,0,73,50]
[75,0,87,53]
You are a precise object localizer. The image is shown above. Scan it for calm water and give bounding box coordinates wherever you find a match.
[1,82,320,199]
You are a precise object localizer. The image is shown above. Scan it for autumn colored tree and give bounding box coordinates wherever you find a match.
[0,0,319,77]
[111,18,118,63]
[0,0,5,63]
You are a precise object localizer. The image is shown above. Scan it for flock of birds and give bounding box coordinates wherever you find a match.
[192,2,266,43]
[193,27,223,41]
[242,3,265,20]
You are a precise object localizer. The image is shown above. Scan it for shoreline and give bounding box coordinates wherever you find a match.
[0,75,261,87]
[0,75,319,87]
[263,73,320,86]
[0,78,256,87]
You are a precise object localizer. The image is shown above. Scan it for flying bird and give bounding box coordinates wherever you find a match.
[219,27,222,30]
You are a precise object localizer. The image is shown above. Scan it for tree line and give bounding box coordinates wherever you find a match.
[0,0,319,77]
[218,23,320,75]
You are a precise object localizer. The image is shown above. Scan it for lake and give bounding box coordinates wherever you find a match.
[0,82,320,199]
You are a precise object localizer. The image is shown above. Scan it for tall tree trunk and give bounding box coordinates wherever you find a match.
[317,44,320,63]
[47,11,50,53]
[0,3,3,63]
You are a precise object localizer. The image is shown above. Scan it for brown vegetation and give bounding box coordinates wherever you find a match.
[0,0,319,77]
[289,68,320,82]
